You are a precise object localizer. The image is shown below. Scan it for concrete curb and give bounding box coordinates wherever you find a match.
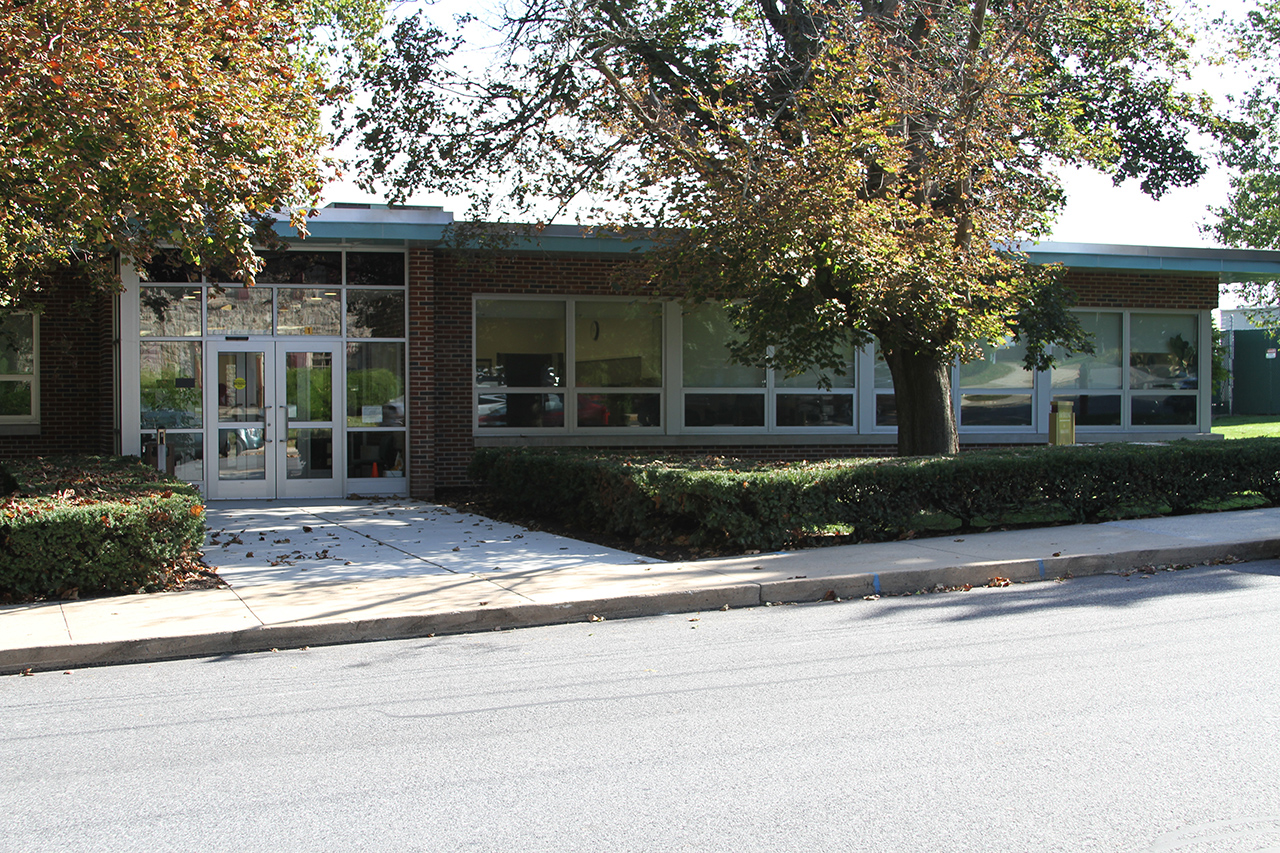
[3,538,1277,675]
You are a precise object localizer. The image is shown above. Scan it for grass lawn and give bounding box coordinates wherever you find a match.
[1212,414,1280,439]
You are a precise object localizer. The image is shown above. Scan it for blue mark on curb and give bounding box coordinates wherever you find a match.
[1038,559,1046,579]
[873,574,881,594]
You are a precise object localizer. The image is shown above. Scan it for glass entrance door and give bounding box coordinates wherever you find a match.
[208,342,342,499]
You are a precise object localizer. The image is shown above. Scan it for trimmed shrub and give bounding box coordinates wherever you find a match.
[0,456,205,599]
[471,439,1280,551]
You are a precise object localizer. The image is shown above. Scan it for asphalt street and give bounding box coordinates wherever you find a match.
[3,560,1279,852]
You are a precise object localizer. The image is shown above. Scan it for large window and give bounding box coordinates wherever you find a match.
[474,298,669,431]
[0,313,37,423]
[471,300,1208,436]
[1053,311,1201,429]
[682,304,765,428]
[475,299,567,428]
[1130,313,1198,426]
[576,301,663,428]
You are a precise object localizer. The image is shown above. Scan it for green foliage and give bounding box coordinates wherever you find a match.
[0,0,388,301]
[1214,0,1280,251]
[471,441,1280,551]
[0,456,205,599]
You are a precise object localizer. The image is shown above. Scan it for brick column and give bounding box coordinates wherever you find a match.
[407,247,436,499]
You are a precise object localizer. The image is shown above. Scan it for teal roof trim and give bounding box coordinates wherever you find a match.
[277,208,1280,274]
[1023,242,1280,276]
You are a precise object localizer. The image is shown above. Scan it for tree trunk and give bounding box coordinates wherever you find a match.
[883,346,959,456]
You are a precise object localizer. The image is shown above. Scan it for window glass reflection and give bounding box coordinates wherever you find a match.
[575,301,662,387]
[141,341,203,428]
[347,342,404,426]
[207,287,272,335]
[346,290,405,338]
[682,304,765,388]
[577,393,660,427]
[277,289,341,336]
[1131,314,1198,390]
[959,341,1033,389]
[140,287,202,337]
[1053,312,1122,389]
[476,300,565,388]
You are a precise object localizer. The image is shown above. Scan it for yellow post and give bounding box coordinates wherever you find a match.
[1049,400,1075,445]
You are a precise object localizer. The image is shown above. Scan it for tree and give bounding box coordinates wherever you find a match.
[1211,0,1280,315]
[352,0,1218,455]
[0,0,384,302]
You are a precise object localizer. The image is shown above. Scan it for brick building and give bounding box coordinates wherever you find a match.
[3,205,1276,501]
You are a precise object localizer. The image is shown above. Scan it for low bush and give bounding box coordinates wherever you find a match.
[0,456,205,599]
[470,439,1280,551]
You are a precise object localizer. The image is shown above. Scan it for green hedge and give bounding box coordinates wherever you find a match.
[470,439,1280,551]
[0,456,206,599]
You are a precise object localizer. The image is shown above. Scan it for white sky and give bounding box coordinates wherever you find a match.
[1047,165,1230,249]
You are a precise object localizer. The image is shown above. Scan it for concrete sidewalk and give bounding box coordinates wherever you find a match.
[4,500,1279,674]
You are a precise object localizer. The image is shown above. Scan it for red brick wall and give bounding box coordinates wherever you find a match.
[409,251,645,495]
[0,271,116,459]
[1065,269,1218,310]
[407,248,436,500]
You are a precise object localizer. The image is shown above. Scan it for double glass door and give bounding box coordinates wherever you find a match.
[209,342,342,499]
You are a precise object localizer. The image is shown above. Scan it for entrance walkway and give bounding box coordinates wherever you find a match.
[3,502,1280,674]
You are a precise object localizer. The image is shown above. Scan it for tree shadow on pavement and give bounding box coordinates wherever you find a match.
[850,560,1280,625]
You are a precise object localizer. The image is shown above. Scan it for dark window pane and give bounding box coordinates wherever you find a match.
[287,428,333,479]
[346,252,405,287]
[960,394,1033,426]
[476,393,564,428]
[876,394,897,426]
[1053,394,1121,426]
[348,431,406,478]
[138,250,201,283]
[256,252,342,285]
[1132,394,1197,426]
[577,393,661,427]
[0,381,32,417]
[684,393,764,427]
[777,394,854,427]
